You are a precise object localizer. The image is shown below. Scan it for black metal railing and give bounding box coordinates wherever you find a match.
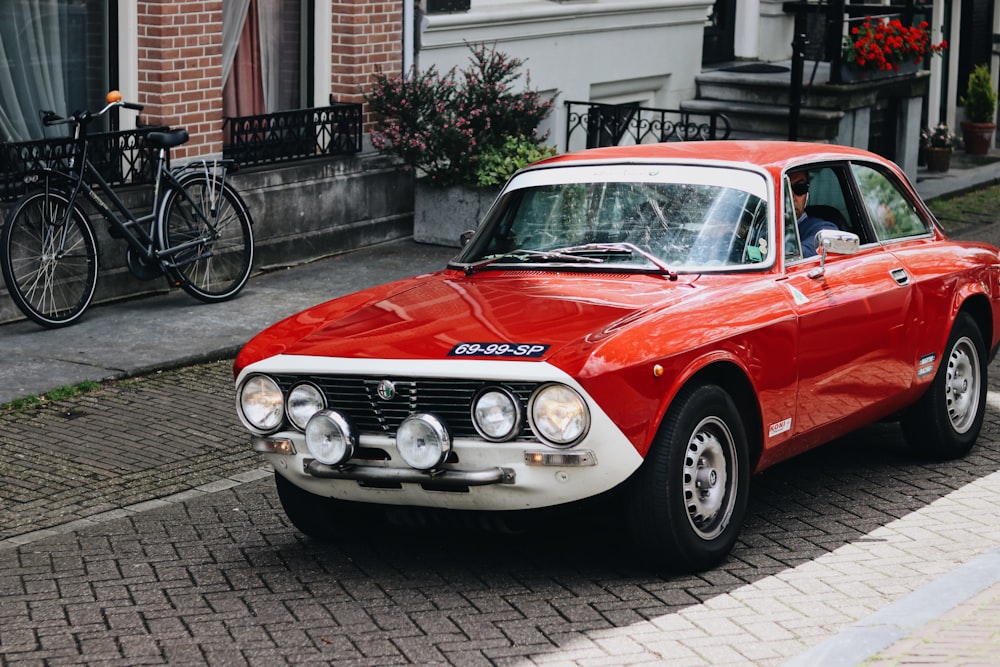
[0,126,167,202]
[222,102,362,167]
[1,102,364,203]
[783,1,930,86]
[564,101,731,153]
[783,1,932,140]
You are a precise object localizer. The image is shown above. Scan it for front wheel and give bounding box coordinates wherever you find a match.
[158,175,253,302]
[901,312,986,460]
[274,472,370,540]
[625,384,750,573]
[1,190,98,328]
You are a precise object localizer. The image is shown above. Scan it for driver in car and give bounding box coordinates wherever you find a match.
[789,171,838,257]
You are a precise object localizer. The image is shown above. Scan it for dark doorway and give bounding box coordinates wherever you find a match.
[703,0,736,65]
[958,0,995,100]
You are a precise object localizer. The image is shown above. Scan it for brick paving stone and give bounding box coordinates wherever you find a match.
[2,350,1000,665]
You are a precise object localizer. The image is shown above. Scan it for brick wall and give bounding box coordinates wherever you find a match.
[133,0,402,158]
[137,0,224,159]
[331,1,404,130]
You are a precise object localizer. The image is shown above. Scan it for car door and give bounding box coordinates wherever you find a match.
[778,163,918,437]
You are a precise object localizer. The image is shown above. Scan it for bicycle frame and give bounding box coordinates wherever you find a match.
[34,136,233,273]
[3,90,255,328]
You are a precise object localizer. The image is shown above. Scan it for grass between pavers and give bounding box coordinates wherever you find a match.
[928,183,1000,231]
[1,380,103,412]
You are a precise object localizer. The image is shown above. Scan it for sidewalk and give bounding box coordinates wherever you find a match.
[3,153,1000,666]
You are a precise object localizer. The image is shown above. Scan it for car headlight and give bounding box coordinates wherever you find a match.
[305,409,356,465]
[529,383,589,446]
[472,387,522,441]
[287,382,326,431]
[396,413,451,470]
[238,374,284,433]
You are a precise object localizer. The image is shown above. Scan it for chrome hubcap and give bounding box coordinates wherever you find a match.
[946,336,980,434]
[682,416,737,540]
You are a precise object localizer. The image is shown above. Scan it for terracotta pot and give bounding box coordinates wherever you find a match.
[923,146,951,172]
[961,121,996,155]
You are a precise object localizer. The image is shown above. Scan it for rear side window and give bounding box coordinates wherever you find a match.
[851,163,930,241]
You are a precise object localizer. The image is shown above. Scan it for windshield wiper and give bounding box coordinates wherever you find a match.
[461,248,603,275]
[545,243,677,278]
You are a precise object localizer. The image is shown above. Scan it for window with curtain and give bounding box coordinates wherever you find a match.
[0,0,111,142]
[223,0,309,120]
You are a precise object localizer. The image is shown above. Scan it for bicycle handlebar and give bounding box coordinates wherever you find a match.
[40,90,144,128]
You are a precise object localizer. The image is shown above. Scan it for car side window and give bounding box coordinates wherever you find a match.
[851,163,930,241]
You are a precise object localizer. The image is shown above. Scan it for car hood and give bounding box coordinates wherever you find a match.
[236,270,697,368]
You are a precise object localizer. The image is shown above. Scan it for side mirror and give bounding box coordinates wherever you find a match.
[460,230,475,247]
[809,230,860,279]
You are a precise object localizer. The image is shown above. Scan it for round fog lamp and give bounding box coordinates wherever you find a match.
[472,388,521,441]
[396,414,451,470]
[305,410,356,465]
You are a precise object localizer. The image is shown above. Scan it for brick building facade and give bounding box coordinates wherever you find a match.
[132,0,403,161]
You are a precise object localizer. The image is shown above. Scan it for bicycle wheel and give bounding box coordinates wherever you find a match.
[1,190,98,328]
[158,175,254,302]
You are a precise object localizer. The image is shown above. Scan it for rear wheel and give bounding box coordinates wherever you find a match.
[625,384,750,573]
[159,175,253,302]
[901,312,986,460]
[1,190,98,328]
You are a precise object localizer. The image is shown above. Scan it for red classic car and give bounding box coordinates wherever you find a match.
[234,141,1000,572]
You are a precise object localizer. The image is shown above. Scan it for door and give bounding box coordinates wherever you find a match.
[702,0,736,65]
[783,249,916,435]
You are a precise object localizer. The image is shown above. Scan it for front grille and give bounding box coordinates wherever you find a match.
[273,374,540,440]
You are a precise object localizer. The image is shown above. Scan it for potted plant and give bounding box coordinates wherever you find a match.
[841,16,946,80]
[960,63,997,155]
[366,43,556,246]
[921,123,956,172]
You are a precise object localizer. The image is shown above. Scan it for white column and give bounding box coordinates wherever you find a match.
[118,0,139,129]
[314,0,332,105]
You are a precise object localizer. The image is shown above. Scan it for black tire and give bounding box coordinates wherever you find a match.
[158,175,253,302]
[274,471,368,540]
[901,312,986,460]
[1,190,98,328]
[625,384,750,573]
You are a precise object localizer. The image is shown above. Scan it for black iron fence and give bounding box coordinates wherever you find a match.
[564,101,731,153]
[1,102,364,203]
[222,102,362,167]
[0,126,167,202]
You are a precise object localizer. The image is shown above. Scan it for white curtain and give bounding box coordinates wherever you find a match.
[257,0,281,113]
[221,0,251,85]
[0,0,69,141]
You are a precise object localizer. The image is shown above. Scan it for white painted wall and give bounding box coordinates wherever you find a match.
[418,0,714,152]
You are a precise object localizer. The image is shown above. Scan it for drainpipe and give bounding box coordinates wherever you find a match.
[403,0,415,76]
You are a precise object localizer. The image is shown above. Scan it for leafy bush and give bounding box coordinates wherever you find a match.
[961,64,998,123]
[475,136,558,187]
[367,43,556,187]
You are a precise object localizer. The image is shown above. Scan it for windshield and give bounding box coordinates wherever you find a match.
[453,163,772,273]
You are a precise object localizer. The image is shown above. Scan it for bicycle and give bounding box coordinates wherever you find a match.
[1,90,254,328]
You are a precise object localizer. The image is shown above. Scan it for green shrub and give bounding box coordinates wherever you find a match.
[475,136,558,187]
[961,64,998,123]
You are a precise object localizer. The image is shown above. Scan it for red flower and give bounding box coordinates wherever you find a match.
[843,15,947,74]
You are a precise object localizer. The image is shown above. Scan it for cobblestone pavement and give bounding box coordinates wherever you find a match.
[4,163,1000,665]
[1,355,999,665]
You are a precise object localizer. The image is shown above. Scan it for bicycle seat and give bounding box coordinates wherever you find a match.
[145,129,190,149]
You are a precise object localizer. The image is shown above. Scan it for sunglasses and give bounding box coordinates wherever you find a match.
[791,180,810,195]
